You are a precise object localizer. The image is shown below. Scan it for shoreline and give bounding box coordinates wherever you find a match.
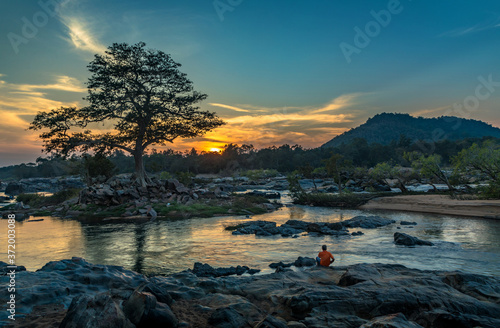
[360,194,500,219]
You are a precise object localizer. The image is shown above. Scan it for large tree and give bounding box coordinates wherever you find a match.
[30,42,224,186]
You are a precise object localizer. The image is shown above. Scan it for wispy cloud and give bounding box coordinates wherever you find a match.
[14,76,86,93]
[411,106,450,117]
[0,75,84,165]
[176,93,365,151]
[59,15,107,54]
[56,0,107,54]
[310,93,364,114]
[438,17,500,37]
[209,103,252,113]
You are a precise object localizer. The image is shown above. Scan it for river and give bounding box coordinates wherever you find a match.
[1,197,499,277]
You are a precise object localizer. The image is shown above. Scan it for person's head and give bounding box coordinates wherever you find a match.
[322,245,327,251]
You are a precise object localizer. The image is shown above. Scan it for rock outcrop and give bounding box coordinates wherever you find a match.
[230,216,394,237]
[3,258,499,328]
[394,232,434,246]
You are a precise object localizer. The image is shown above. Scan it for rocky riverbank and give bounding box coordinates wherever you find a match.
[1,257,499,328]
[1,175,283,221]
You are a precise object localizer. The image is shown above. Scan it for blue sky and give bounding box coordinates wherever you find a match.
[1,0,499,166]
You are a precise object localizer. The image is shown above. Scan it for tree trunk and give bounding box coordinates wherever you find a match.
[133,151,149,187]
[397,178,407,193]
[337,172,342,195]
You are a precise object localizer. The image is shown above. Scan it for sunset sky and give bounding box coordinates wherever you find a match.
[1,0,500,166]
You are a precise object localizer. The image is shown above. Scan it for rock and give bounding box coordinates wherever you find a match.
[360,313,423,328]
[59,292,135,328]
[208,308,246,328]
[246,190,281,199]
[139,302,178,328]
[394,232,434,246]
[400,221,417,226]
[190,262,260,278]
[294,257,316,267]
[122,290,157,325]
[351,231,364,236]
[269,261,293,269]
[0,261,26,274]
[3,259,500,328]
[146,205,157,218]
[143,283,174,306]
[254,315,288,328]
[342,216,395,229]
[5,182,23,195]
[167,179,190,194]
[286,321,307,328]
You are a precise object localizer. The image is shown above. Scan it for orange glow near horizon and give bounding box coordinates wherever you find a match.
[209,147,222,153]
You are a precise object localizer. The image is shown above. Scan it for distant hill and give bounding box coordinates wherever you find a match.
[322,113,500,148]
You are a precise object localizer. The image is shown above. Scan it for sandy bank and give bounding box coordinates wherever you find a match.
[360,194,500,219]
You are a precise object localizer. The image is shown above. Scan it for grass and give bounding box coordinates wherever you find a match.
[154,195,268,219]
[15,188,81,208]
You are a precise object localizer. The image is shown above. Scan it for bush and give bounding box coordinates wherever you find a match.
[16,193,45,207]
[243,169,279,181]
[480,182,500,199]
[176,171,195,186]
[15,188,81,207]
[159,171,173,180]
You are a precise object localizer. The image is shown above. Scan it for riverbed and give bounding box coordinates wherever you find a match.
[1,201,499,277]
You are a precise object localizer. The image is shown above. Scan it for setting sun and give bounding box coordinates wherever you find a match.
[209,147,222,153]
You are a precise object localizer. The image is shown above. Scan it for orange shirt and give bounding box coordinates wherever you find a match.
[318,250,334,267]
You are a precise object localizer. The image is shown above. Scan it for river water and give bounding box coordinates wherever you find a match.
[1,196,499,277]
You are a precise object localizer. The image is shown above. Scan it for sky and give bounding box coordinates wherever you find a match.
[1,0,499,166]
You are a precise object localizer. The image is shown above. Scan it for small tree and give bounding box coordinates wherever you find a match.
[369,162,409,192]
[82,153,116,185]
[30,42,224,186]
[406,152,455,191]
[453,141,500,197]
[324,153,352,194]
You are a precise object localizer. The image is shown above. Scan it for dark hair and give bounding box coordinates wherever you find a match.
[322,245,327,250]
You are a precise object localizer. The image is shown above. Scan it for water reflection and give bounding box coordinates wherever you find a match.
[0,206,499,277]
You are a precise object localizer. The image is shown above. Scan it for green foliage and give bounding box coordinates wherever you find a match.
[405,152,454,190]
[154,195,267,218]
[324,153,352,194]
[82,154,116,182]
[16,188,80,207]
[175,171,195,186]
[453,141,500,198]
[16,193,45,207]
[242,169,279,181]
[287,171,305,200]
[453,141,500,181]
[159,171,173,180]
[480,181,500,199]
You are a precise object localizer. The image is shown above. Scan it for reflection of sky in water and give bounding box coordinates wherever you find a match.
[1,206,499,276]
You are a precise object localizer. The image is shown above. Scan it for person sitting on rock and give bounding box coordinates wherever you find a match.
[316,245,335,267]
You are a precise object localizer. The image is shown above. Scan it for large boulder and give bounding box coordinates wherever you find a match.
[342,215,395,229]
[394,232,434,246]
[59,292,134,328]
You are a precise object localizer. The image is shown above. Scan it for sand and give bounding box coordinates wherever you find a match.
[360,194,500,219]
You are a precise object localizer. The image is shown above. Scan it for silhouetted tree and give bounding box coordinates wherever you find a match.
[30,42,224,186]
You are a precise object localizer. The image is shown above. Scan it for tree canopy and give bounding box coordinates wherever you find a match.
[30,42,224,185]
